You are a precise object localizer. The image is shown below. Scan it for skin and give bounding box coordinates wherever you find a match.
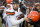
[36,6,40,10]
[13,4,19,11]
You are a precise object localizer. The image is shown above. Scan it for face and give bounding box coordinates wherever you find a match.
[36,6,39,9]
[13,4,19,11]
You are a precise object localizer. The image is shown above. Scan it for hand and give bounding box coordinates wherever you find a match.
[24,17,29,22]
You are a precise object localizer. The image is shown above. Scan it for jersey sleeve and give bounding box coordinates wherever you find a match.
[9,18,24,25]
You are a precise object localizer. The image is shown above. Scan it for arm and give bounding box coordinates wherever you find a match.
[9,17,29,25]
[9,18,24,25]
[3,14,7,19]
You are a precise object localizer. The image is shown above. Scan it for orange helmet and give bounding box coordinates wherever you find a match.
[28,11,39,22]
[39,12,40,17]
[6,0,12,4]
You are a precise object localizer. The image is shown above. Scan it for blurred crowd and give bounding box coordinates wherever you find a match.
[0,0,40,27]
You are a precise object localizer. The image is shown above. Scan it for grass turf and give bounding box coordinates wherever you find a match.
[0,17,2,27]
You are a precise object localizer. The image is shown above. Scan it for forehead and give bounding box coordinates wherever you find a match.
[12,4,19,6]
[37,6,40,7]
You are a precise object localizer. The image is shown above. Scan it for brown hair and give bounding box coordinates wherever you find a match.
[35,4,40,7]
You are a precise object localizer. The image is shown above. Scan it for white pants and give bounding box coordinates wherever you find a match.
[7,18,11,27]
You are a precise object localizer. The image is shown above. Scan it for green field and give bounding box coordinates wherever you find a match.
[0,17,2,27]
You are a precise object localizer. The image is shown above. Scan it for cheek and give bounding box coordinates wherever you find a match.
[13,7,15,8]
[38,7,39,8]
[37,7,39,8]
[37,7,39,9]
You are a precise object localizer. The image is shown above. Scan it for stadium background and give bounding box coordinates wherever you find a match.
[0,0,40,27]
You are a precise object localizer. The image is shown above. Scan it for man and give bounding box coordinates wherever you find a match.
[19,2,28,27]
[29,4,40,27]
[33,5,40,27]
[33,5,40,11]
[0,6,5,24]
[13,3,25,27]
[3,4,29,27]
[2,1,7,27]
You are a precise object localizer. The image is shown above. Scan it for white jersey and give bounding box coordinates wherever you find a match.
[18,8,21,12]
[3,7,7,21]
[6,11,24,27]
[3,7,7,17]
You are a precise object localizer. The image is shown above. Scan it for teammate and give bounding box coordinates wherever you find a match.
[3,4,29,27]
[2,1,7,27]
[28,4,40,27]
[33,4,40,27]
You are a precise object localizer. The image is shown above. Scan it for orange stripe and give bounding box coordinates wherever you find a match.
[6,12,15,15]
[17,17,20,20]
